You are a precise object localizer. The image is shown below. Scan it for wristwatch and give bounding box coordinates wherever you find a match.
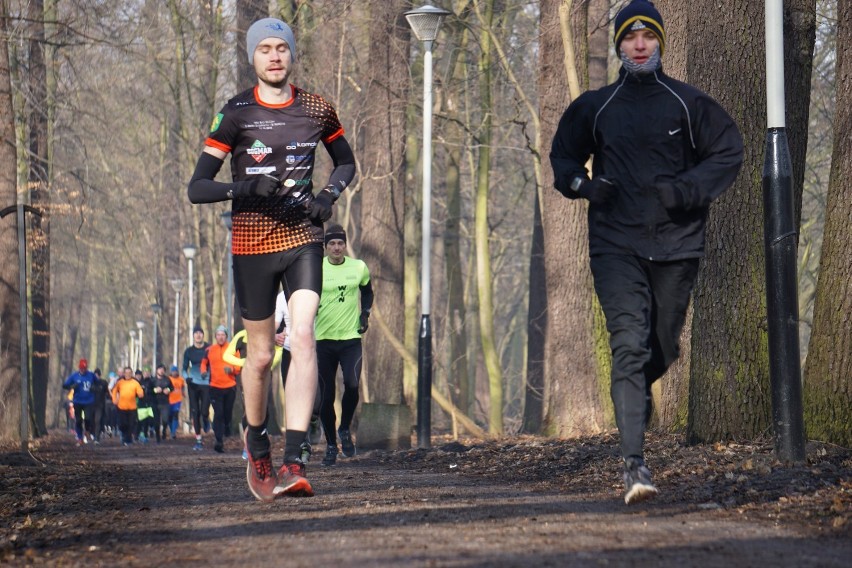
[324,185,342,201]
[570,176,586,192]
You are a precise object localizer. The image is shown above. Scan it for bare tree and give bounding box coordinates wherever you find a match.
[667,0,816,441]
[26,0,51,436]
[803,0,851,446]
[539,0,609,437]
[0,0,23,441]
[359,0,409,405]
[442,16,472,416]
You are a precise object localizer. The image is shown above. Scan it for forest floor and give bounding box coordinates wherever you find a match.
[0,428,849,567]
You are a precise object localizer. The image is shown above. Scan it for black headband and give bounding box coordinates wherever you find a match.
[324,231,346,245]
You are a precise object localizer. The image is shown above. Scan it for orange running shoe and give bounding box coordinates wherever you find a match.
[274,460,314,498]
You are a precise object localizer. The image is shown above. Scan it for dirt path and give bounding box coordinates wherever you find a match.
[1,431,849,566]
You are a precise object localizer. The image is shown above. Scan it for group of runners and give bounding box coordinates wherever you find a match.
[62,361,186,446]
[63,222,373,477]
[63,0,748,508]
[187,1,742,505]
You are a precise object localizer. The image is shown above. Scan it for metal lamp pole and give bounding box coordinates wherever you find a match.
[169,278,184,366]
[405,4,451,449]
[183,244,197,342]
[151,303,161,371]
[763,0,805,462]
[129,330,137,370]
[221,212,233,335]
[136,320,145,369]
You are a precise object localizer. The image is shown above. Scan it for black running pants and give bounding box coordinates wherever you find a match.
[590,254,699,460]
[316,338,362,446]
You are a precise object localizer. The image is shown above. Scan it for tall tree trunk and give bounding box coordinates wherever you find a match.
[0,0,23,441]
[540,0,607,437]
[359,0,409,405]
[803,0,851,446]
[672,0,815,441]
[474,0,504,434]
[587,0,609,89]
[525,0,601,434]
[442,21,471,416]
[237,0,268,91]
[522,193,545,433]
[28,0,50,436]
[650,1,690,431]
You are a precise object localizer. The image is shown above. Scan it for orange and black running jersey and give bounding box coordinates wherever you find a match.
[205,84,345,255]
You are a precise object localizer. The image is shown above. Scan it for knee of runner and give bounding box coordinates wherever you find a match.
[246,347,275,371]
[288,322,316,353]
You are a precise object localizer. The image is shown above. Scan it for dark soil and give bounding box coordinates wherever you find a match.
[1,430,849,566]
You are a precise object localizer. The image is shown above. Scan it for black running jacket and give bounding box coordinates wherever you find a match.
[550,67,743,261]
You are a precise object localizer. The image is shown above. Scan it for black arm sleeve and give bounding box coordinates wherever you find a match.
[322,136,356,196]
[359,280,374,312]
[187,152,248,204]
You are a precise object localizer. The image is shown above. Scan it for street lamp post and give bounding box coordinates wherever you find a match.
[136,320,145,369]
[405,4,450,449]
[763,0,804,461]
[182,244,198,343]
[129,330,137,370]
[221,212,233,335]
[169,278,184,366]
[151,303,161,372]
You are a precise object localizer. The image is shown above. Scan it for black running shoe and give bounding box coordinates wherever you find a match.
[299,440,312,463]
[321,444,338,466]
[308,416,322,445]
[338,427,356,458]
[623,457,659,505]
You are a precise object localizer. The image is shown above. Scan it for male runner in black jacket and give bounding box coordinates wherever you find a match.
[550,0,743,505]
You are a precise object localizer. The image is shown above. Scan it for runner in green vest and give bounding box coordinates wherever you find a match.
[315,224,373,466]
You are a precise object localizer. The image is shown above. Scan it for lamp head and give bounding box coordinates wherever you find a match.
[405,4,451,43]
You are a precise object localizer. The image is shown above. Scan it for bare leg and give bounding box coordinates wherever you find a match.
[242,316,275,428]
[284,289,319,432]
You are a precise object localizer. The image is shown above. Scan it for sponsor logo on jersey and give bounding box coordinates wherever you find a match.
[246,166,277,175]
[210,113,224,133]
[285,166,311,171]
[286,140,318,150]
[286,154,312,165]
[283,178,311,188]
[247,140,273,163]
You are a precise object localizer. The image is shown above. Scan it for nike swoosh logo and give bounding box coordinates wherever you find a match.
[668,128,681,135]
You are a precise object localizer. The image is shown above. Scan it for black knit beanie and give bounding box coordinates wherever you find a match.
[614,0,666,55]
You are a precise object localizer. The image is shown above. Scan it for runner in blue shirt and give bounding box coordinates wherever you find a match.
[63,359,98,445]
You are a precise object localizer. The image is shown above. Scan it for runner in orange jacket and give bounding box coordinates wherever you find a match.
[112,367,144,445]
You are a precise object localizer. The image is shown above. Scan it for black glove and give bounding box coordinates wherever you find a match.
[577,177,617,206]
[358,310,370,334]
[235,174,280,198]
[307,189,335,223]
[657,182,684,210]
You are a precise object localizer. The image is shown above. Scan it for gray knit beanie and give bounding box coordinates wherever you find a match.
[246,18,297,64]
